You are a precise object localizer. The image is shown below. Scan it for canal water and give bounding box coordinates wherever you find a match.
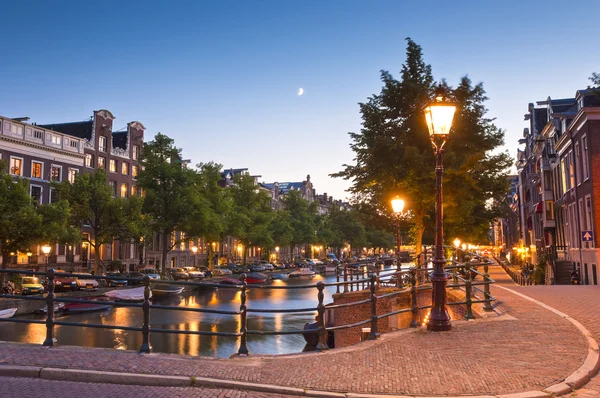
[0,265,404,358]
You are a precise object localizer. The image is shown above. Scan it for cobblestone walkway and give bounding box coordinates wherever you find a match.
[0,265,591,396]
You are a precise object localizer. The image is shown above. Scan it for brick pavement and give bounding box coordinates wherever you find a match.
[0,265,592,396]
[0,376,292,398]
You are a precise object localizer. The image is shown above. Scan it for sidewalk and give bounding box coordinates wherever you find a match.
[0,265,594,397]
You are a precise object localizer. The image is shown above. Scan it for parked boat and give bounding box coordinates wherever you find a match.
[289,268,316,277]
[152,284,184,296]
[245,272,268,284]
[219,278,242,286]
[0,308,17,319]
[63,302,112,314]
[324,264,339,274]
[104,286,150,302]
[271,273,288,280]
[35,303,66,314]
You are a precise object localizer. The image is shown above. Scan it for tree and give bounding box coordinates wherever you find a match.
[137,133,204,272]
[56,169,140,274]
[228,174,273,264]
[323,206,366,259]
[270,210,294,258]
[590,72,600,98]
[280,190,318,260]
[333,38,511,253]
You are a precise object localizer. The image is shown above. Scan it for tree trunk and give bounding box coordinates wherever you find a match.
[93,242,101,275]
[161,231,170,273]
[1,248,10,284]
[242,245,247,265]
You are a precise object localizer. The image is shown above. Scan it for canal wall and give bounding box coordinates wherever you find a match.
[330,287,471,348]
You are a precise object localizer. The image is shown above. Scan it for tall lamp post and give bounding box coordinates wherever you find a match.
[391,197,405,261]
[191,246,198,267]
[423,86,457,332]
[41,244,51,273]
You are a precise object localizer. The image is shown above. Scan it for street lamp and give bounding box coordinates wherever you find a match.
[423,85,456,332]
[391,197,405,259]
[41,244,51,273]
[453,239,461,263]
[191,246,198,267]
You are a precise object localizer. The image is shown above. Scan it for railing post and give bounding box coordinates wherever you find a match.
[238,274,249,355]
[375,267,380,289]
[43,269,55,347]
[349,268,354,292]
[464,273,475,320]
[139,275,151,353]
[452,266,459,290]
[409,267,419,328]
[316,281,328,351]
[483,264,493,312]
[336,266,340,294]
[368,273,378,340]
[343,264,348,293]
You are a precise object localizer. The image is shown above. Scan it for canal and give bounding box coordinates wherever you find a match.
[0,265,404,358]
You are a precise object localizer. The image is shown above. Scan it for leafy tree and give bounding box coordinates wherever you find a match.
[137,133,204,272]
[365,227,395,251]
[280,190,318,260]
[590,72,600,98]
[228,174,273,264]
[56,169,140,274]
[324,206,366,259]
[333,38,511,253]
[270,210,294,258]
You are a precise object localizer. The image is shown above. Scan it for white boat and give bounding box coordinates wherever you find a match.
[324,264,339,274]
[152,284,185,296]
[0,308,17,319]
[289,268,316,277]
[104,286,150,302]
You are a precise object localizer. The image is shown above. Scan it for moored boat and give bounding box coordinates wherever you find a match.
[152,284,185,296]
[219,278,242,285]
[35,302,66,314]
[289,268,316,277]
[63,302,112,314]
[104,286,150,302]
[245,272,268,284]
[0,308,17,319]
[270,273,288,280]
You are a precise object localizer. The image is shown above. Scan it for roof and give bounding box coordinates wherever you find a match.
[39,120,94,140]
[263,182,305,194]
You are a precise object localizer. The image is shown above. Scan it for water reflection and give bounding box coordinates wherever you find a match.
[0,264,404,358]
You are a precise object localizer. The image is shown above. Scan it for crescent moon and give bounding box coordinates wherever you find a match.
[297,88,304,96]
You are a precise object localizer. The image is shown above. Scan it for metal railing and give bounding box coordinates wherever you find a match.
[0,255,495,356]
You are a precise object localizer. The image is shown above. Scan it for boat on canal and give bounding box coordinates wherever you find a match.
[104,286,150,302]
[63,302,112,314]
[245,272,268,284]
[219,278,242,285]
[271,273,288,280]
[151,284,184,296]
[289,268,315,277]
[0,308,17,319]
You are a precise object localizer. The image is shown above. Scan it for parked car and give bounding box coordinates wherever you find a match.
[182,267,205,279]
[170,268,190,280]
[124,271,143,285]
[198,267,213,278]
[20,276,44,295]
[139,268,161,280]
[249,264,264,272]
[214,267,233,276]
[259,261,275,270]
[105,272,128,287]
[53,270,78,292]
[75,273,100,291]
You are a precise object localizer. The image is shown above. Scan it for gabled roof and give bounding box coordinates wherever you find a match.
[263,182,305,194]
[39,120,94,140]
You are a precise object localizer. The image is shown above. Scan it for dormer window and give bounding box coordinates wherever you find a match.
[561,119,567,133]
[99,136,107,152]
[579,98,584,110]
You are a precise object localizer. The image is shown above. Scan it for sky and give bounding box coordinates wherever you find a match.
[1,0,599,201]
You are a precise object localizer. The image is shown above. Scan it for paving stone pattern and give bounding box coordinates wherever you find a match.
[0,376,291,398]
[0,266,590,396]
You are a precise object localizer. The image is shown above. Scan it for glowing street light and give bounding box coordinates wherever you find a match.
[391,197,406,259]
[191,245,198,267]
[42,244,51,272]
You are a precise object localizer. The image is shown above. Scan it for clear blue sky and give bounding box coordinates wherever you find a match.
[1,1,599,200]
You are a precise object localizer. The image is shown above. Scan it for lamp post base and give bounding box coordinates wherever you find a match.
[427,272,452,331]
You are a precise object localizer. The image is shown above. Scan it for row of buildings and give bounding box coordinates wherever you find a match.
[494,88,600,285]
[0,109,348,272]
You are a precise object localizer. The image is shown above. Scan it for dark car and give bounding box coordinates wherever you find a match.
[105,272,128,287]
[124,272,144,285]
[198,267,213,278]
[53,270,78,292]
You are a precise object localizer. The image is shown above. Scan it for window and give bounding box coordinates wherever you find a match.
[30,186,42,205]
[586,195,594,248]
[98,157,106,169]
[51,135,61,145]
[68,168,78,184]
[99,136,107,152]
[582,135,589,180]
[50,165,62,182]
[575,142,581,185]
[121,162,129,175]
[568,151,575,190]
[120,183,128,198]
[9,157,23,176]
[131,185,137,196]
[33,130,44,140]
[70,140,78,148]
[109,159,117,173]
[110,181,117,197]
[9,123,24,136]
[85,153,94,168]
[545,200,554,221]
[49,188,58,204]
[133,145,140,160]
[132,165,138,178]
[560,158,567,195]
[31,161,43,179]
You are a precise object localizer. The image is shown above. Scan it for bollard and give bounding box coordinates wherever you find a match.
[139,275,152,353]
[343,264,348,293]
[238,274,249,355]
[409,267,419,328]
[316,282,328,351]
[368,274,378,340]
[43,269,56,347]
[483,264,493,312]
[464,274,475,320]
[336,266,340,294]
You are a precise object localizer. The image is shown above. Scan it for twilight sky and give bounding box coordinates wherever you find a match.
[1,1,599,200]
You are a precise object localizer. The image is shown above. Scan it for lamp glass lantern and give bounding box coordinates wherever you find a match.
[423,92,457,138]
[41,245,51,255]
[391,198,405,214]
[453,238,461,249]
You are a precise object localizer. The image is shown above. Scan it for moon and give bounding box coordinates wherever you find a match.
[297,88,304,96]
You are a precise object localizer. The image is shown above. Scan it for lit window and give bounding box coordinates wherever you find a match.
[98,157,106,169]
[51,135,61,145]
[9,123,24,135]
[109,159,117,173]
[51,165,62,182]
[133,145,140,160]
[582,135,589,180]
[85,153,94,168]
[120,183,128,198]
[121,162,129,175]
[68,168,78,184]
[31,161,43,179]
[99,136,107,152]
[10,157,23,176]
[132,165,138,178]
[131,185,137,196]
